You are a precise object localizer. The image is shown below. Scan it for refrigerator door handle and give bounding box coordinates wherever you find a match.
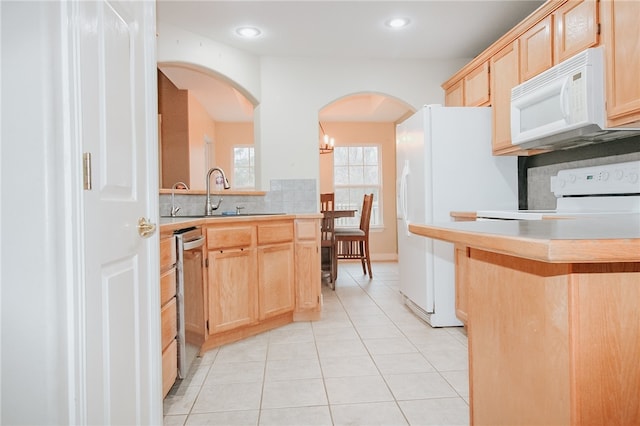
[400,160,411,236]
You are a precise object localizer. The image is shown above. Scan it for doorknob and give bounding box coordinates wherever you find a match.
[137,217,157,238]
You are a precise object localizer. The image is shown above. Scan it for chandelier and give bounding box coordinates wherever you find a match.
[319,122,334,154]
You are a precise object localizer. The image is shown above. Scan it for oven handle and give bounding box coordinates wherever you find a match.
[182,235,205,250]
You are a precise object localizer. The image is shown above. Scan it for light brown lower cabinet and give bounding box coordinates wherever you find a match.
[453,244,469,325]
[159,234,177,398]
[462,247,640,425]
[294,218,322,320]
[207,248,257,334]
[258,242,295,320]
[201,218,303,350]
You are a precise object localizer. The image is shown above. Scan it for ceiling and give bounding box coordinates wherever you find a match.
[156,0,545,123]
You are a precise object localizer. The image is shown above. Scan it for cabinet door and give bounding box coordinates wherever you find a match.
[294,219,321,315]
[454,245,469,325]
[520,15,554,82]
[258,243,295,320]
[602,0,640,127]
[464,62,490,106]
[207,248,257,334]
[554,0,598,63]
[161,339,177,398]
[490,40,520,154]
[444,79,464,107]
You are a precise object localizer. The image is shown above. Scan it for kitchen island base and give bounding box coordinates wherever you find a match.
[464,248,640,425]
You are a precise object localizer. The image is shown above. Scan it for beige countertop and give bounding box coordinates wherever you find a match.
[409,214,640,263]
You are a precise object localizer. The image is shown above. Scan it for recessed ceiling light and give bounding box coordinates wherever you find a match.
[235,26,261,38]
[386,17,410,29]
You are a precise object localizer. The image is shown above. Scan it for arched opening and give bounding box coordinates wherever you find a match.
[318,92,413,192]
[157,62,258,190]
[318,92,413,260]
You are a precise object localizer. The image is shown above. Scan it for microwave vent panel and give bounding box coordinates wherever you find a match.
[512,47,601,99]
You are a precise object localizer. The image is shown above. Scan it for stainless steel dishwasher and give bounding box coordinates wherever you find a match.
[174,226,206,378]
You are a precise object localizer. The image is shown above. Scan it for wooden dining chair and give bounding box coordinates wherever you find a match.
[335,193,374,279]
[320,195,337,289]
[320,192,335,212]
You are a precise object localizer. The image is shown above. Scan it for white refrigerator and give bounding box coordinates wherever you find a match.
[396,105,518,327]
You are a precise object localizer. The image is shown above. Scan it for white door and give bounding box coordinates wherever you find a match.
[76,1,160,424]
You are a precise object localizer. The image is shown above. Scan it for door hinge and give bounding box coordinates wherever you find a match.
[205,258,209,268]
[206,320,209,333]
[83,152,92,190]
[597,23,601,35]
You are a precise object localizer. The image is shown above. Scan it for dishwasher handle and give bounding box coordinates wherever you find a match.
[182,235,205,250]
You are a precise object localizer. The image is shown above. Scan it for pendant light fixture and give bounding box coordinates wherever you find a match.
[319,122,334,154]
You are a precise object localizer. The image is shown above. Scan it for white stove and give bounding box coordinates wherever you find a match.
[477,160,640,220]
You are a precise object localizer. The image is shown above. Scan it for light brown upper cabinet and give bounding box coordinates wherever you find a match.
[441,0,640,156]
[464,62,491,107]
[554,0,599,63]
[444,62,489,107]
[520,15,554,82]
[601,0,640,128]
[490,40,521,155]
[444,79,464,107]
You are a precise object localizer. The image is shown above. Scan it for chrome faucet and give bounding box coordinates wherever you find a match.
[205,167,231,215]
[171,181,189,217]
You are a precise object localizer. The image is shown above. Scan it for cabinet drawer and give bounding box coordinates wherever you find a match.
[160,267,176,306]
[258,222,294,245]
[161,338,177,398]
[161,297,177,350]
[160,236,176,271]
[295,219,319,241]
[207,225,254,250]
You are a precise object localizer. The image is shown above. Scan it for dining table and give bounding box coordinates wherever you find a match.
[321,209,357,219]
[320,209,357,286]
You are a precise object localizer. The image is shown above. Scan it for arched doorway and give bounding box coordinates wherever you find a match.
[157,62,257,190]
[318,92,413,261]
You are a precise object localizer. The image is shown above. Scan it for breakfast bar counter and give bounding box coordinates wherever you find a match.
[408,215,640,426]
[409,213,640,263]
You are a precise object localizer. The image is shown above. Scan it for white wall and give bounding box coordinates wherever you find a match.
[156,21,470,191]
[157,23,262,106]
[1,2,71,424]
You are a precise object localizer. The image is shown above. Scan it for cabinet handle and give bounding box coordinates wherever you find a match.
[183,236,205,250]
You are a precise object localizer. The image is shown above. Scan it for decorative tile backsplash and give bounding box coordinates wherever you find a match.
[159,179,317,216]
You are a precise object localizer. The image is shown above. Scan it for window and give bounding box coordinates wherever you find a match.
[232,146,255,189]
[333,145,381,228]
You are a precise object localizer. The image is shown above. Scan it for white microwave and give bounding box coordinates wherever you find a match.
[510,46,640,150]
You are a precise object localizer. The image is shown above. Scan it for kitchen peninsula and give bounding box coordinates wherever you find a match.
[159,214,322,394]
[409,215,640,425]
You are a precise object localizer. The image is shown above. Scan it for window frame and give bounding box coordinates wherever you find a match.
[231,145,255,189]
[332,144,383,229]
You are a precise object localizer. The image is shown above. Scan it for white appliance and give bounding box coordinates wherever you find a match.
[477,160,640,220]
[396,105,518,327]
[510,47,640,150]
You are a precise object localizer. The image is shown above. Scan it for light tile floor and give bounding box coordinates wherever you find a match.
[163,262,469,426]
